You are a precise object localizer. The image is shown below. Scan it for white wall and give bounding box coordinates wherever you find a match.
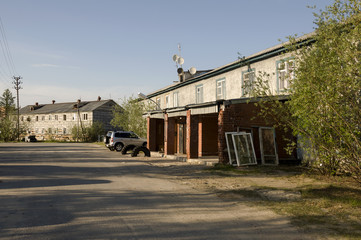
[148,52,293,109]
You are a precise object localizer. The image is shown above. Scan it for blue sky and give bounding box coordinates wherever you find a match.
[0,0,334,107]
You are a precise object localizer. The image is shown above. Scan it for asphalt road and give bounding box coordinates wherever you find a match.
[0,143,309,240]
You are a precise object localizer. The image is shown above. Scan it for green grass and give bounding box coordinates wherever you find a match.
[208,165,361,239]
[266,185,361,239]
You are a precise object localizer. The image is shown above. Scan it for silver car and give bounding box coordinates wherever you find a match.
[104,131,147,152]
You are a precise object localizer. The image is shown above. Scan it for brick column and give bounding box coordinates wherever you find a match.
[164,114,175,156]
[186,110,198,159]
[147,117,157,151]
[218,108,229,164]
[198,116,203,157]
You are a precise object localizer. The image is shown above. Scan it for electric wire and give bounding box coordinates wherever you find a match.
[0,16,17,76]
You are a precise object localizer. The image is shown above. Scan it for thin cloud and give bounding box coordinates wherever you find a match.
[31,63,80,69]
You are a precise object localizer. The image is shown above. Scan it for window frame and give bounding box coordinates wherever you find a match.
[242,68,255,96]
[216,78,226,100]
[165,95,170,109]
[155,97,161,110]
[195,84,204,104]
[276,57,295,93]
[173,91,179,107]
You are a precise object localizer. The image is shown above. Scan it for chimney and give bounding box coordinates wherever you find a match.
[35,102,39,106]
[52,100,55,104]
[177,67,185,82]
[97,96,101,101]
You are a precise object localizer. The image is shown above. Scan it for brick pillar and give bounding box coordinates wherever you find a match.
[164,114,175,156]
[198,116,203,157]
[147,117,157,151]
[218,108,229,164]
[186,110,198,159]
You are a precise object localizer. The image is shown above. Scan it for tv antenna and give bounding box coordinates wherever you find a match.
[172,43,196,77]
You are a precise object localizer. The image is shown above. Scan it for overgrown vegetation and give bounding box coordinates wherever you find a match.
[71,121,104,142]
[111,96,151,138]
[0,89,17,141]
[246,0,361,182]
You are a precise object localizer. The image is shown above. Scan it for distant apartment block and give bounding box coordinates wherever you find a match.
[19,97,118,140]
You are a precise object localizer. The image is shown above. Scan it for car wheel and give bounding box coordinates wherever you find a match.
[121,145,135,155]
[114,143,124,152]
[131,146,151,157]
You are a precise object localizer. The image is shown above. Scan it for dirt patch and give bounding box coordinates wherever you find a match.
[144,158,361,240]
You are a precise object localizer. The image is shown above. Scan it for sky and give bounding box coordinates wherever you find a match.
[0,0,335,107]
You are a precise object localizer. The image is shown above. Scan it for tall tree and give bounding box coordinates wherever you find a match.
[289,0,361,179]
[111,96,149,138]
[248,0,361,181]
[0,89,16,141]
[0,89,15,119]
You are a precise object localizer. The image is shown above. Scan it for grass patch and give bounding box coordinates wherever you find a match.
[259,184,361,239]
[207,165,361,239]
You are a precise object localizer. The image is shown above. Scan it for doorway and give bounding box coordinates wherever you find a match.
[259,127,279,165]
[177,123,186,154]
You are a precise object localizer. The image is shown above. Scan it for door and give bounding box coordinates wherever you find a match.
[178,124,186,154]
[259,127,279,165]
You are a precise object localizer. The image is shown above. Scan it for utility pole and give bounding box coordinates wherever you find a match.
[13,76,22,141]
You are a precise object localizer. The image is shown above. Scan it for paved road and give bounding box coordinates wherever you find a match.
[0,143,308,240]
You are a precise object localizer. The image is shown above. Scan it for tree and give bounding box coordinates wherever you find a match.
[289,0,361,179]
[71,121,104,142]
[248,0,361,182]
[111,96,149,138]
[0,89,16,141]
[0,89,15,119]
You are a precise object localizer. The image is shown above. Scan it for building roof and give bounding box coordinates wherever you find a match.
[146,32,315,98]
[19,99,117,115]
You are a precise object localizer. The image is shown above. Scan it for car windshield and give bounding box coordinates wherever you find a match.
[130,132,139,138]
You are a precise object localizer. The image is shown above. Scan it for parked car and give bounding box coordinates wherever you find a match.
[104,131,147,152]
[25,135,37,142]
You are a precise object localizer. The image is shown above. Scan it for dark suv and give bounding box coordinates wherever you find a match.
[104,131,147,152]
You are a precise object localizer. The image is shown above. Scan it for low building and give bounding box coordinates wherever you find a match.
[141,33,314,165]
[19,97,118,140]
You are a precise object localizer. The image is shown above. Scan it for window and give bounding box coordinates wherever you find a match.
[216,78,226,100]
[36,116,39,121]
[21,116,24,121]
[41,128,45,134]
[63,114,67,121]
[73,114,76,120]
[49,115,52,120]
[41,116,45,121]
[277,59,295,92]
[156,98,161,110]
[83,113,88,120]
[173,92,179,107]
[63,128,67,134]
[55,115,58,120]
[242,69,255,96]
[165,95,170,108]
[196,84,203,104]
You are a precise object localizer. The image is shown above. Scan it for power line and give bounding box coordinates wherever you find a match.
[0,16,17,76]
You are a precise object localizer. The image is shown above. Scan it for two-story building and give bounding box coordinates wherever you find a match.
[19,97,118,140]
[142,33,314,165]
